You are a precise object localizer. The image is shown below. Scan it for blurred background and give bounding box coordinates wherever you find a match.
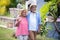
[0,0,60,40]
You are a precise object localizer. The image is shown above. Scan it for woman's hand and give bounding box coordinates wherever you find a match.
[15,18,21,27]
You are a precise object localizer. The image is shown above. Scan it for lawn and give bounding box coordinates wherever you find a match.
[0,27,55,40]
[0,27,16,40]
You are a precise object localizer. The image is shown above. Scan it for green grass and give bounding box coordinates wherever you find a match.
[0,27,55,40]
[37,35,54,40]
[0,27,16,40]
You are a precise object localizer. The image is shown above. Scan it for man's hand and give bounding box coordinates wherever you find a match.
[37,28,40,34]
[37,24,42,34]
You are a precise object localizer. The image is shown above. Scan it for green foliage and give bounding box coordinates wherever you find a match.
[44,0,51,2]
[7,0,17,8]
[44,0,57,2]
[0,0,25,16]
[49,4,57,20]
[0,0,11,16]
[40,0,59,36]
[40,1,52,36]
[40,1,52,22]
[17,0,25,4]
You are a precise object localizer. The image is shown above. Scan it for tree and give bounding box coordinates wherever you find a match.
[44,0,50,2]
[17,0,25,4]
[40,0,60,35]
[0,0,11,15]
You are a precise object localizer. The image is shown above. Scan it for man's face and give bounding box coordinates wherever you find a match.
[30,5,36,13]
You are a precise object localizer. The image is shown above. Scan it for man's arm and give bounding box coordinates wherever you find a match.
[37,12,42,33]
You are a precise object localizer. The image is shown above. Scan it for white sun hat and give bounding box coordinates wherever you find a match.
[30,2,37,8]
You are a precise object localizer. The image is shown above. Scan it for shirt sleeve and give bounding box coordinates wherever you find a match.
[38,12,42,25]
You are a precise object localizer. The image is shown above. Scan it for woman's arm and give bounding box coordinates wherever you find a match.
[15,17,21,27]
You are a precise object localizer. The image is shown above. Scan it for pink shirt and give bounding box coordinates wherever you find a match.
[15,17,29,36]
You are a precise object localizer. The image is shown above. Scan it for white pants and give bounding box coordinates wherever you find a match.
[17,35,28,40]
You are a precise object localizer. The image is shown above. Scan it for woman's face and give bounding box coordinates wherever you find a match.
[30,5,36,13]
[21,10,27,17]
